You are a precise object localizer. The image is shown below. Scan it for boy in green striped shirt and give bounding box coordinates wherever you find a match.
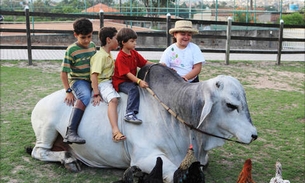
[60,17,96,144]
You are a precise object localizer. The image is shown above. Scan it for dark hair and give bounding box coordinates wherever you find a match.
[99,27,117,46]
[73,18,93,35]
[171,32,193,43]
[172,37,177,43]
[117,28,137,49]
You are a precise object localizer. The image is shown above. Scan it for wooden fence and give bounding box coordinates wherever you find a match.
[0,10,304,65]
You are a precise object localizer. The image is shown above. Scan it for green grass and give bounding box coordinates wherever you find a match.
[1,60,304,182]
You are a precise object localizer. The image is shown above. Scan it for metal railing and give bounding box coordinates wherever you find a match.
[0,10,304,65]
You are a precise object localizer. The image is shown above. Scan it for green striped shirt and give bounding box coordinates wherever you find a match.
[61,42,96,84]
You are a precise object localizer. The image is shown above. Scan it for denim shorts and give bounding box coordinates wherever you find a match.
[98,80,120,104]
[71,80,92,106]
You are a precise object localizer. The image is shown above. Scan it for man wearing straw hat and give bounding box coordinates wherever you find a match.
[160,20,205,83]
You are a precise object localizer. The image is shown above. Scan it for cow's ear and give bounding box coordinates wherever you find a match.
[197,79,219,128]
[197,99,213,128]
[216,80,224,90]
[197,88,214,128]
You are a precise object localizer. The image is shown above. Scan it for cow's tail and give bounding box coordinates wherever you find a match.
[25,146,33,155]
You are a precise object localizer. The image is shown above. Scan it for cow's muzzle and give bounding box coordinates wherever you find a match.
[251,134,258,141]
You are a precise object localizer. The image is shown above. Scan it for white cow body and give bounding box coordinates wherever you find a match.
[31,64,257,182]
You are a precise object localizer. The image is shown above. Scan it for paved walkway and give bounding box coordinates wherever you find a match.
[1,49,304,61]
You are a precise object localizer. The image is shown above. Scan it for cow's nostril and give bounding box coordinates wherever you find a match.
[251,134,258,140]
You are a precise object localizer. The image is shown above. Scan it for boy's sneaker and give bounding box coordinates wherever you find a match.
[124,113,142,124]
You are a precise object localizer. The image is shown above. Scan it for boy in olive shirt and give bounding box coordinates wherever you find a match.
[90,27,126,142]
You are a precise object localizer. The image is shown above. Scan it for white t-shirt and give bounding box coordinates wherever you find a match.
[160,42,205,81]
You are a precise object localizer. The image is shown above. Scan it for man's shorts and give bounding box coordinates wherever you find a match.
[98,80,120,104]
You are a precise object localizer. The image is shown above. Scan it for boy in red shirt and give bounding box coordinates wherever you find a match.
[112,28,154,124]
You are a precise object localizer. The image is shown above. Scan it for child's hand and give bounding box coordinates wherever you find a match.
[92,95,103,106]
[139,80,149,88]
[182,76,188,81]
[64,93,75,106]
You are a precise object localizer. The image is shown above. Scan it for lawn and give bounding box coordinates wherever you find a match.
[0,60,304,183]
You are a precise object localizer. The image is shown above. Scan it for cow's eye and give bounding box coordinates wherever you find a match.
[226,103,238,111]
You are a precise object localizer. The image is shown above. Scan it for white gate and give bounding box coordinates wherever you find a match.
[283,28,305,50]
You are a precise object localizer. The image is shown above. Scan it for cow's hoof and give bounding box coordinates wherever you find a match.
[62,152,81,172]
[64,161,81,172]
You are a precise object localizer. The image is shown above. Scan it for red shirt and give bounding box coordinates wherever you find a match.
[112,49,147,91]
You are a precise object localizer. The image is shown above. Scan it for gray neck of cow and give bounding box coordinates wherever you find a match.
[139,64,210,163]
[140,64,205,127]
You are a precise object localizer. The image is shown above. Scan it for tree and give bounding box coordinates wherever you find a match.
[33,0,52,13]
[116,0,146,16]
[195,1,207,10]
[141,0,175,16]
[102,0,115,6]
[234,8,256,23]
[0,0,24,11]
[280,12,305,25]
[177,2,189,18]
[219,1,227,8]
[52,0,92,14]
[298,6,305,21]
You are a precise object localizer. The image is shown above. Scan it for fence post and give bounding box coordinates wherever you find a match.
[225,17,232,65]
[99,10,104,29]
[166,13,171,47]
[277,19,284,65]
[25,7,32,65]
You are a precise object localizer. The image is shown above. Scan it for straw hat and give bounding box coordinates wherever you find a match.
[169,20,199,35]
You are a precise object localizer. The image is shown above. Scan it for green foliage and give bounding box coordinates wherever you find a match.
[114,0,146,16]
[176,2,189,18]
[280,12,305,25]
[234,10,256,23]
[33,0,52,13]
[53,0,89,13]
[0,0,25,11]
[142,0,175,9]
[116,0,191,17]
[210,1,227,8]
[103,0,115,6]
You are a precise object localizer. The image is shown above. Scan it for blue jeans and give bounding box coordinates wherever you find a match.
[71,80,92,106]
[118,82,139,115]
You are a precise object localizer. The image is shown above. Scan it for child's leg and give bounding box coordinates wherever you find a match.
[108,98,126,141]
[118,82,142,124]
[99,81,125,142]
[108,98,119,134]
[118,82,140,114]
[63,100,86,144]
[63,80,91,144]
